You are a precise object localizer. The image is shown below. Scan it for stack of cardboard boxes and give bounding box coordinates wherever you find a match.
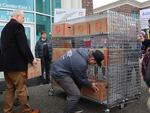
[52,17,108,37]
[52,17,108,61]
[52,23,74,37]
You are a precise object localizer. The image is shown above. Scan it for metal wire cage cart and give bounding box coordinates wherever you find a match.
[50,10,141,112]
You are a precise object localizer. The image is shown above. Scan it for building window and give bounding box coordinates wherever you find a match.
[36,0,50,14]
[24,27,31,47]
[36,14,51,40]
[52,17,54,23]
[52,0,61,16]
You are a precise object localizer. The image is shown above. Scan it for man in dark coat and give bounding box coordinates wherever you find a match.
[1,10,40,113]
[35,31,52,84]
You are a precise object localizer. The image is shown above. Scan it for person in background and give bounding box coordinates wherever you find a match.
[35,31,52,84]
[0,9,40,113]
[50,48,104,113]
[143,19,150,39]
[139,19,150,57]
[138,28,150,112]
[138,33,150,92]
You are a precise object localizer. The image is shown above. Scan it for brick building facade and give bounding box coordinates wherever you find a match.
[82,0,93,15]
[111,4,140,14]
[94,0,150,15]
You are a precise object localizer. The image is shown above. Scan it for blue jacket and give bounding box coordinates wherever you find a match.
[51,48,92,87]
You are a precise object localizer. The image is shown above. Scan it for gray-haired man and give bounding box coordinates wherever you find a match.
[1,10,40,113]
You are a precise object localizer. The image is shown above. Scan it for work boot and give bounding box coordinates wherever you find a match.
[14,96,30,106]
[74,107,84,113]
[16,109,40,113]
[74,110,83,113]
[31,109,40,113]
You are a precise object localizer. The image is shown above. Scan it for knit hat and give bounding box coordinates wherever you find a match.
[92,50,104,67]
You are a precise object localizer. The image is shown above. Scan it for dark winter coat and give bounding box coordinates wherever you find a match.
[35,38,52,61]
[0,40,2,71]
[1,19,34,71]
[141,39,150,87]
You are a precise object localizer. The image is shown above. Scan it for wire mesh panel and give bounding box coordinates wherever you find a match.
[106,38,141,108]
[52,10,141,110]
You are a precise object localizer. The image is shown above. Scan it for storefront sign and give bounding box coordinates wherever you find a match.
[0,0,33,11]
[54,9,86,23]
[0,10,34,23]
[140,8,150,29]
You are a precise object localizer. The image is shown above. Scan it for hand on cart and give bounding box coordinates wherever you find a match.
[91,82,99,92]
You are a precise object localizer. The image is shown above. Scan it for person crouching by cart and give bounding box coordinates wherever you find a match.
[50,48,104,113]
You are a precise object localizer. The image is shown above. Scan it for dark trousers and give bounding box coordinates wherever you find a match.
[41,59,51,84]
[53,75,80,113]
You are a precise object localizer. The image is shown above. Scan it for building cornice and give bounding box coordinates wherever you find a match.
[140,1,150,9]
[94,0,150,13]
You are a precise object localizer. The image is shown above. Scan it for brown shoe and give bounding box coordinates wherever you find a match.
[31,109,40,113]
[16,109,40,113]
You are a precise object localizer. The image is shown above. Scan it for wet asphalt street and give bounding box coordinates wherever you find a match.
[0,84,149,113]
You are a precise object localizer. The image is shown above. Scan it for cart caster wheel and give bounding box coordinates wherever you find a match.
[48,89,54,96]
[119,103,126,109]
[104,109,110,113]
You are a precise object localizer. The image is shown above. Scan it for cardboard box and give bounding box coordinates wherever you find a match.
[63,40,72,48]
[103,48,108,66]
[27,58,42,79]
[89,18,107,35]
[52,48,71,61]
[74,22,90,36]
[81,81,107,101]
[52,23,73,37]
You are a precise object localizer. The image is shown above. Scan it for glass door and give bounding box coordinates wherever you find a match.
[24,24,36,55]
[0,23,6,81]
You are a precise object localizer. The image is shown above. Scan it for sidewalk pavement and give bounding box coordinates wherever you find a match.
[0,84,149,113]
